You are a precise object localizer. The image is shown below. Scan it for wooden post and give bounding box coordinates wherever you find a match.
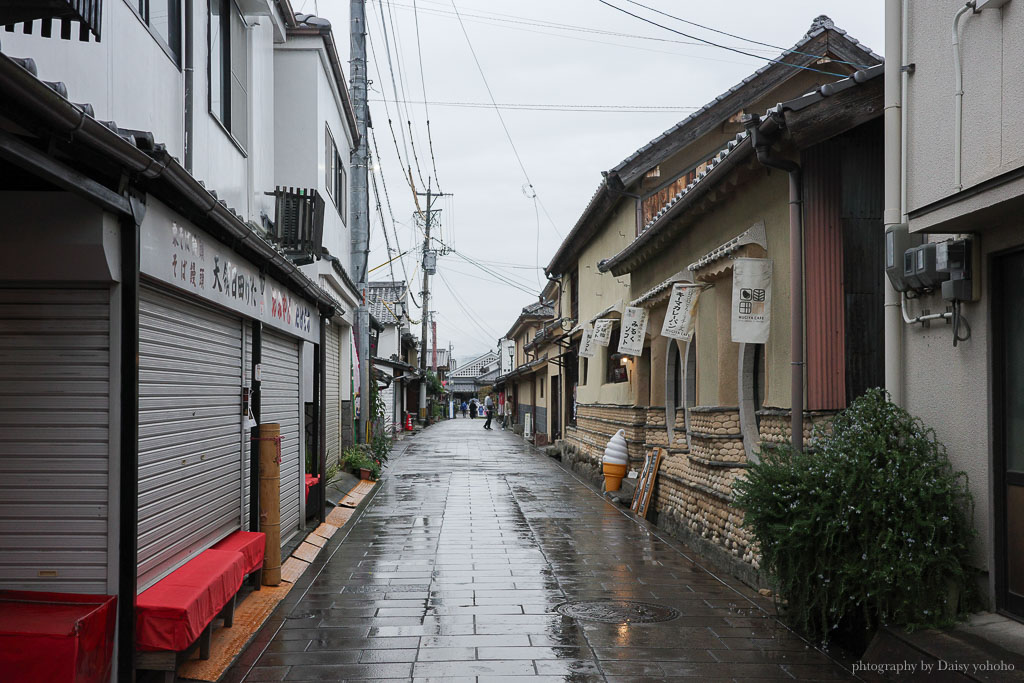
[259,423,282,585]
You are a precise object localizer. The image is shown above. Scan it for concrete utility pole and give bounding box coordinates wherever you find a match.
[416,184,448,421]
[351,0,371,443]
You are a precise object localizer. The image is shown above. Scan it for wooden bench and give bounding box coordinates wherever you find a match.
[212,530,266,590]
[135,549,246,682]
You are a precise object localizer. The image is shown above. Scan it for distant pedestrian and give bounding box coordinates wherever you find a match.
[460,400,468,418]
[483,394,494,430]
[502,397,512,430]
[469,400,477,419]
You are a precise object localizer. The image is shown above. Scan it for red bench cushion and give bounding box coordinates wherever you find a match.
[211,530,266,575]
[135,549,246,652]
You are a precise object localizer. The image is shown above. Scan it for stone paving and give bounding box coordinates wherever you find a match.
[226,418,856,681]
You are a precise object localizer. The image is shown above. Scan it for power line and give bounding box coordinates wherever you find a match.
[438,270,500,341]
[446,248,541,296]
[381,0,429,190]
[619,0,873,69]
[369,127,421,308]
[383,0,784,55]
[411,0,443,191]
[449,0,566,252]
[370,98,702,113]
[596,0,848,78]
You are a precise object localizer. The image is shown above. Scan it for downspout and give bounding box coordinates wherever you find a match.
[249,322,262,532]
[184,0,194,173]
[952,1,976,193]
[745,113,805,454]
[318,313,328,524]
[885,0,905,405]
[117,194,146,680]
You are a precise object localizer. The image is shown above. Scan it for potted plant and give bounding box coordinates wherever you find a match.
[341,447,381,481]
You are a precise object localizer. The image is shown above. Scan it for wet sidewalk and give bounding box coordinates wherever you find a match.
[226,418,855,681]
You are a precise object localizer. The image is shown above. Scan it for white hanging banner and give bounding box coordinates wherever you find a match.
[617,307,649,356]
[661,283,704,341]
[578,326,597,358]
[731,258,773,344]
[592,319,614,347]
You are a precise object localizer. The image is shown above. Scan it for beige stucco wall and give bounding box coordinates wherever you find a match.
[905,1,1024,214]
[575,200,636,406]
[631,169,791,410]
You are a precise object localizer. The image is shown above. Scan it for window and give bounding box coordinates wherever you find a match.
[210,0,248,146]
[581,357,588,386]
[606,326,628,384]
[133,0,182,61]
[570,269,579,322]
[540,381,544,399]
[325,126,348,222]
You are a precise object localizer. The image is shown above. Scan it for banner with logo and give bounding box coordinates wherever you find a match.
[592,319,614,347]
[661,283,703,341]
[617,306,649,356]
[731,258,772,344]
[578,326,597,358]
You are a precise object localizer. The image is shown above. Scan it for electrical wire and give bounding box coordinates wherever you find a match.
[436,310,496,354]
[619,0,873,69]
[438,270,501,340]
[411,0,443,191]
[370,128,421,308]
[596,0,848,78]
[381,0,429,190]
[447,249,541,295]
[370,99,702,113]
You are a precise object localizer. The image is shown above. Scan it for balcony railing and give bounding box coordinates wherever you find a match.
[265,186,325,266]
[2,0,102,41]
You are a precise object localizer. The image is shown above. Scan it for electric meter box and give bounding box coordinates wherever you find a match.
[909,242,946,290]
[423,249,437,275]
[937,236,980,302]
[885,224,921,292]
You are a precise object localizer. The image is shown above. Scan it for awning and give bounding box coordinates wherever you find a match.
[630,270,693,309]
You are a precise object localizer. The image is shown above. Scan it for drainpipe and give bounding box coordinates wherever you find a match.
[952,1,976,193]
[745,114,804,454]
[249,322,262,532]
[117,194,146,680]
[183,0,194,173]
[318,314,328,524]
[884,0,905,405]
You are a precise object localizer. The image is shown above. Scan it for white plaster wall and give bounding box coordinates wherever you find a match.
[3,1,185,158]
[906,1,1024,212]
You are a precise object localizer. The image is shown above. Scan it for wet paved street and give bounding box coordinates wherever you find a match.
[228,418,855,681]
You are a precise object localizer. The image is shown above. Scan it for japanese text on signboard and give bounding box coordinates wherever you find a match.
[592,319,613,347]
[617,307,648,356]
[661,283,703,341]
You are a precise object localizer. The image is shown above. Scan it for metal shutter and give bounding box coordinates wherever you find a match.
[325,322,341,467]
[261,330,302,544]
[243,323,253,530]
[137,286,243,590]
[0,288,110,593]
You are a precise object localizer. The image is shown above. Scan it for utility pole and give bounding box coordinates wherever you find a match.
[350,0,371,443]
[417,183,448,422]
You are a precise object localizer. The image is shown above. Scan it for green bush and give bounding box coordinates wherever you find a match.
[734,388,976,645]
[341,446,381,479]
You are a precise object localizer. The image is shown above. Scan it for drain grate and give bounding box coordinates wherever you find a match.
[555,600,680,624]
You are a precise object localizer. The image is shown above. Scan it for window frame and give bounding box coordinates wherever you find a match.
[605,325,628,384]
[126,0,183,66]
[324,125,348,223]
[208,0,248,153]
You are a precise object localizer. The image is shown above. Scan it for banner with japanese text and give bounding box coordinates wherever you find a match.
[592,319,614,347]
[578,326,597,358]
[731,258,772,344]
[661,283,703,341]
[617,307,649,356]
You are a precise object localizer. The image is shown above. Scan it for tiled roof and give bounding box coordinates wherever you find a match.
[600,63,884,276]
[450,351,499,378]
[610,15,881,180]
[544,16,879,277]
[366,281,407,326]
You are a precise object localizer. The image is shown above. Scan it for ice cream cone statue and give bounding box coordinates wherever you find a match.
[602,429,629,491]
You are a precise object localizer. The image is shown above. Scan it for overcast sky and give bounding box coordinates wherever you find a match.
[309,0,884,364]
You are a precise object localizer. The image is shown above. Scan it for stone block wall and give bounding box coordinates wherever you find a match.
[568,403,647,470]
[652,406,758,569]
[757,408,837,447]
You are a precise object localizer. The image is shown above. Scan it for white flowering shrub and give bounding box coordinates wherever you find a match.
[734,388,976,646]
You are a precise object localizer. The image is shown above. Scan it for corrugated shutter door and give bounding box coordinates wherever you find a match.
[325,323,341,466]
[137,286,243,590]
[261,330,302,543]
[0,288,110,593]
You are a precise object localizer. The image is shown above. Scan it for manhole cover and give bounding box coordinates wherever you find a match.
[555,600,680,624]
